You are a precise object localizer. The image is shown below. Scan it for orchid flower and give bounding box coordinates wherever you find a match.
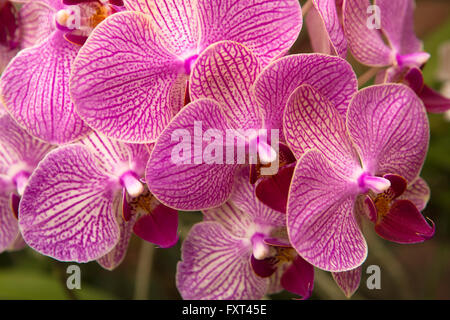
[305,0,347,58]
[0,0,124,144]
[0,114,54,253]
[177,168,314,300]
[343,0,450,113]
[18,132,178,270]
[284,83,434,272]
[69,0,303,143]
[146,41,358,211]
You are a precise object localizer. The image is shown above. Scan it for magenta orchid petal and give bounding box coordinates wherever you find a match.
[0,31,89,144]
[190,41,262,130]
[343,0,393,66]
[375,200,435,244]
[70,11,184,143]
[97,193,137,270]
[0,45,17,73]
[257,54,357,134]
[255,165,294,214]
[283,84,360,176]
[177,221,267,300]
[18,0,60,48]
[347,84,429,182]
[280,255,314,299]
[123,0,198,55]
[146,99,239,210]
[398,177,430,211]
[418,84,450,113]
[287,150,366,272]
[19,145,121,262]
[375,0,422,56]
[203,202,254,239]
[196,0,302,65]
[0,114,54,173]
[332,267,361,298]
[133,203,179,248]
[307,0,347,58]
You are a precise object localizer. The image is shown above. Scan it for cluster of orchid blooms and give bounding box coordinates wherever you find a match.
[0,0,447,300]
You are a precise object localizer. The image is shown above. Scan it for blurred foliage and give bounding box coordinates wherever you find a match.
[0,0,449,300]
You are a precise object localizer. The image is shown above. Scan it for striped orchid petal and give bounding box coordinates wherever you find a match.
[177,221,267,300]
[343,0,393,66]
[18,0,61,48]
[332,267,361,298]
[70,11,183,143]
[19,145,122,262]
[146,99,240,211]
[306,0,347,58]
[347,84,429,183]
[123,0,199,55]
[190,41,262,130]
[287,150,366,272]
[283,84,360,176]
[97,190,137,270]
[0,31,90,144]
[255,54,357,133]
[197,0,302,65]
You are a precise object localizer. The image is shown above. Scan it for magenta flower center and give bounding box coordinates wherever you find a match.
[358,172,391,194]
[12,170,31,196]
[119,171,144,198]
[396,52,430,68]
[250,232,271,260]
[183,54,199,75]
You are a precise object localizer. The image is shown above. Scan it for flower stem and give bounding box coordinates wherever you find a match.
[133,240,155,300]
[358,67,380,88]
[302,0,313,17]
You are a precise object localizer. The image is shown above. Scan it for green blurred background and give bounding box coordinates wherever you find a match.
[0,0,449,300]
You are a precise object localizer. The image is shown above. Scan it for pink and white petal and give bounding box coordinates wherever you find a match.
[78,131,149,176]
[97,192,137,270]
[177,221,267,300]
[305,6,334,56]
[343,0,393,66]
[18,0,58,48]
[398,177,430,211]
[133,203,179,248]
[0,114,55,172]
[190,41,262,130]
[332,267,361,298]
[146,99,239,210]
[197,0,302,65]
[0,31,89,144]
[230,167,285,228]
[203,202,254,239]
[347,84,429,182]
[266,263,288,295]
[287,150,366,272]
[376,0,422,55]
[0,114,55,173]
[283,84,360,176]
[19,145,121,262]
[123,0,199,55]
[0,189,19,253]
[7,233,26,252]
[70,12,184,143]
[309,0,347,58]
[255,54,357,131]
[280,255,314,299]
